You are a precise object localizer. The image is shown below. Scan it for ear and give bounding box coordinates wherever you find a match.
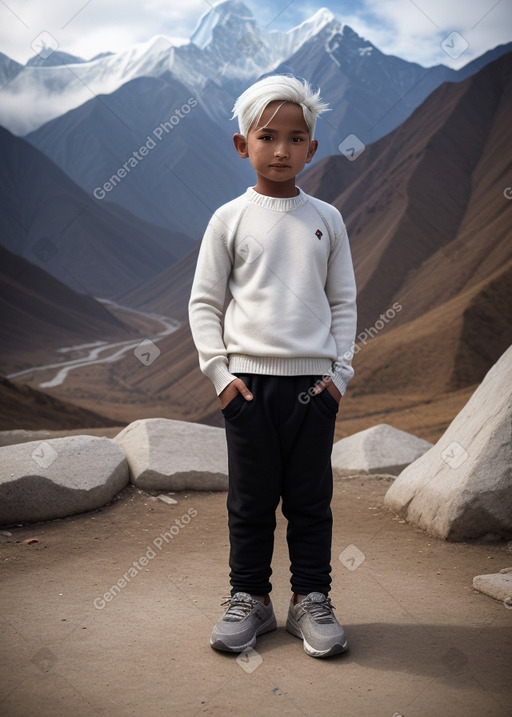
[233,133,249,158]
[305,139,318,164]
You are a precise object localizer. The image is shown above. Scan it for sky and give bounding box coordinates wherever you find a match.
[0,0,511,68]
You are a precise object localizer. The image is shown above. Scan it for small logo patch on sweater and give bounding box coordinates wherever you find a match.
[315,229,323,240]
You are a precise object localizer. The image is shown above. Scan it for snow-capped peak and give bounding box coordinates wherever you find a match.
[0,4,343,135]
[297,7,336,34]
[190,0,254,49]
[266,7,339,66]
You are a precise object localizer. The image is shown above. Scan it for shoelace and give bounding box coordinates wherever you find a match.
[301,597,336,624]
[220,595,258,622]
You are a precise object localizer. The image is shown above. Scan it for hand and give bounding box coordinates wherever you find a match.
[312,376,341,404]
[218,378,253,409]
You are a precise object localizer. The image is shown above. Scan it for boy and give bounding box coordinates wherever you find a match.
[188,75,357,658]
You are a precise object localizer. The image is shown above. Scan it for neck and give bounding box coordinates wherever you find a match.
[253,175,299,198]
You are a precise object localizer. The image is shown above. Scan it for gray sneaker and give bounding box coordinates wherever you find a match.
[210,592,277,652]
[286,592,348,658]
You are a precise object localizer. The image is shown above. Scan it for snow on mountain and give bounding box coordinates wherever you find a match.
[2,0,511,137]
[26,50,86,67]
[0,2,339,135]
[0,36,178,135]
[190,0,256,49]
[191,2,337,71]
[265,8,337,66]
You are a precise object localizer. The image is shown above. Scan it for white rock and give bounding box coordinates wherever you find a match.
[115,418,228,491]
[0,436,129,525]
[384,346,512,540]
[157,494,178,504]
[332,424,432,475]
[473,572,512,604]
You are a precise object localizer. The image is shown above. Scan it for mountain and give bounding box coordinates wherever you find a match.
[26,74,254,237]
[0,244,135,373]
[29,51,511,440]
[0,376,122,431]
[0,126,191,296]
[118,245,199,322]
[0,5,338,136]
[21,2,512,236]
[300,51,512,402]
[3,6,511,434]
[274,26,512,150]
[4,4,512,136]
[26,50,86,67]
[0,51,23,84]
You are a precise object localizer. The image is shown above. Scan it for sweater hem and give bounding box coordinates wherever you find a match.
[229,354,333,378]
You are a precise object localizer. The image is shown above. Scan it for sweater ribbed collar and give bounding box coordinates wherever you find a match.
[246,186,308,212]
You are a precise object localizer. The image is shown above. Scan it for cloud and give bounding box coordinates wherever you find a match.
[0,0,510,66]
[349,0,512,67]
[0,0,205,62]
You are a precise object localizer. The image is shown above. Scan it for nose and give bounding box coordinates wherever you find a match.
[274,141,289,158]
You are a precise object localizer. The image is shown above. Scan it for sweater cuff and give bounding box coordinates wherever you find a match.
[205,363,238,396]
[330,365,354,396]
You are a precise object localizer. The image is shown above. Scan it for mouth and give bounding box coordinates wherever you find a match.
[269,164,291,169]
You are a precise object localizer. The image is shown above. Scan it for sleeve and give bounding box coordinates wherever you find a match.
[325,218,357,396]
[188,216,237,395]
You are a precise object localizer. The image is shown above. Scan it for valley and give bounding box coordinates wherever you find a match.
[7,301,181,389]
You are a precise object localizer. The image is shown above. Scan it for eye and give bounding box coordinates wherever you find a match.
[291,137,304,142]
[258,135,273,141]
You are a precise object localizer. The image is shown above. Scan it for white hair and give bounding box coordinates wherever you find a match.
[232,75,330,138]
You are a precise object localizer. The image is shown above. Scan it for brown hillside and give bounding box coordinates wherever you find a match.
[302,52,512,330]
[0,245,134,373]
[301,51,512,401]
[0,376,122,431]
[118,245,199,322]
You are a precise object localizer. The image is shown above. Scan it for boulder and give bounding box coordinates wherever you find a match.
[114,418,228,491]
[473,570,512,605]
[384,346,512,540]
[0,436,129,525]
[331,424,432,476]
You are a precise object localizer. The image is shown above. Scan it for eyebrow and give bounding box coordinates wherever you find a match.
[256,127,309,134]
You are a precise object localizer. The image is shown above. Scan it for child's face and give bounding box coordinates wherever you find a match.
[233,101,318,196]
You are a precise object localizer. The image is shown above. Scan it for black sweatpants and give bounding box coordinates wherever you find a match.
[222,374,338,597]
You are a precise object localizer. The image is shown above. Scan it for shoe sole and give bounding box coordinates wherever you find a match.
[210,614,277,653]
[286,615,348,658]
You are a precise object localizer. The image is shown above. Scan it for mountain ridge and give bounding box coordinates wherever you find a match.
[0,244,135,373]
[21,2,512,236]
[0,125,191,296]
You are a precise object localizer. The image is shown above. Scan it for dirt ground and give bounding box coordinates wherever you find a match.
[1,473,511,717]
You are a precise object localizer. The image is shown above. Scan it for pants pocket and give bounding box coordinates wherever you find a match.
[221,392,246,420]
[313,387,339,417]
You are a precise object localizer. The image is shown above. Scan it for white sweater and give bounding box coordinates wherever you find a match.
[188,186,357,396]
